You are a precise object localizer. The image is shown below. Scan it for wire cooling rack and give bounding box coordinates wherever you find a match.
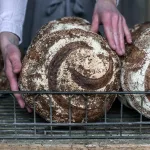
[0,91,150,139]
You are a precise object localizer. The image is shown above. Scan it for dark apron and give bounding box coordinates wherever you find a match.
[21,0,95,50]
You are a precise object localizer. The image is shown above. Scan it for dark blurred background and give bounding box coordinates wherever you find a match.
[20,0,150,50]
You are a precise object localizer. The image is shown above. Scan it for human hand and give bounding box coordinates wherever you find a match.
[91,0,132,56]
[0,32,32,112]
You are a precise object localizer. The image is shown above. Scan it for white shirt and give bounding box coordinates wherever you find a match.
[0,0,28,42]
[0,0,119,43]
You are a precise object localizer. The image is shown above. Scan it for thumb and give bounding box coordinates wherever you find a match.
[7,44,22,74]
[91,12,100,33]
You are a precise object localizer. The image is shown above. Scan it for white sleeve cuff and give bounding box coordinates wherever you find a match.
[0,21,23,43]
[0,0,28,44]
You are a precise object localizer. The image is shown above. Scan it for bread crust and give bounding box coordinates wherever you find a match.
[121,22,150,118]
[19,17,120,122]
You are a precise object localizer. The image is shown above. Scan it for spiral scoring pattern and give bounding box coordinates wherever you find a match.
[121,22,150,118]
[19,17,120,122]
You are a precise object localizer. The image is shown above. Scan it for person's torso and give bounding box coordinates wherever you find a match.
[21,0,95,50]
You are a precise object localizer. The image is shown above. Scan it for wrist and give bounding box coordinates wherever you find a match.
[0,32,19,50]
[96,0,117,6]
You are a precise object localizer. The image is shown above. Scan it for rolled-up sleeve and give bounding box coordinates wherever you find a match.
[0,0,28,43]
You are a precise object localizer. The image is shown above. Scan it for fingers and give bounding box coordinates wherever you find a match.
[4,44,32,113]
[26,106,32,113]
[5,56,32,113]
[118,17,125,55]
[103,13,123,55]
[102,13,116,50]
[91,0,132,56]
[110,15,132,55]
[91,12,100,33]
[101,13,131,56]
[0,32,32,112]
[123,18,132,43]
[5,44,24,108]
[7,44,22,73]
[5,54,25,109]
[111,14,124,55]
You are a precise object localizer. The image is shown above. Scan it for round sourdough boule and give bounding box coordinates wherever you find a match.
[19,17,120,123]
[120,22,150,118]
[33,17,91,41]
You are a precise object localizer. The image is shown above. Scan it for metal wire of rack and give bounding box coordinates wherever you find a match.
[0,91,150,140]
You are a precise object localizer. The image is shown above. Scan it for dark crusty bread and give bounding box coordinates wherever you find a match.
[19,17,120,122]
[0,52,9,91]
[120,22,150,118]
